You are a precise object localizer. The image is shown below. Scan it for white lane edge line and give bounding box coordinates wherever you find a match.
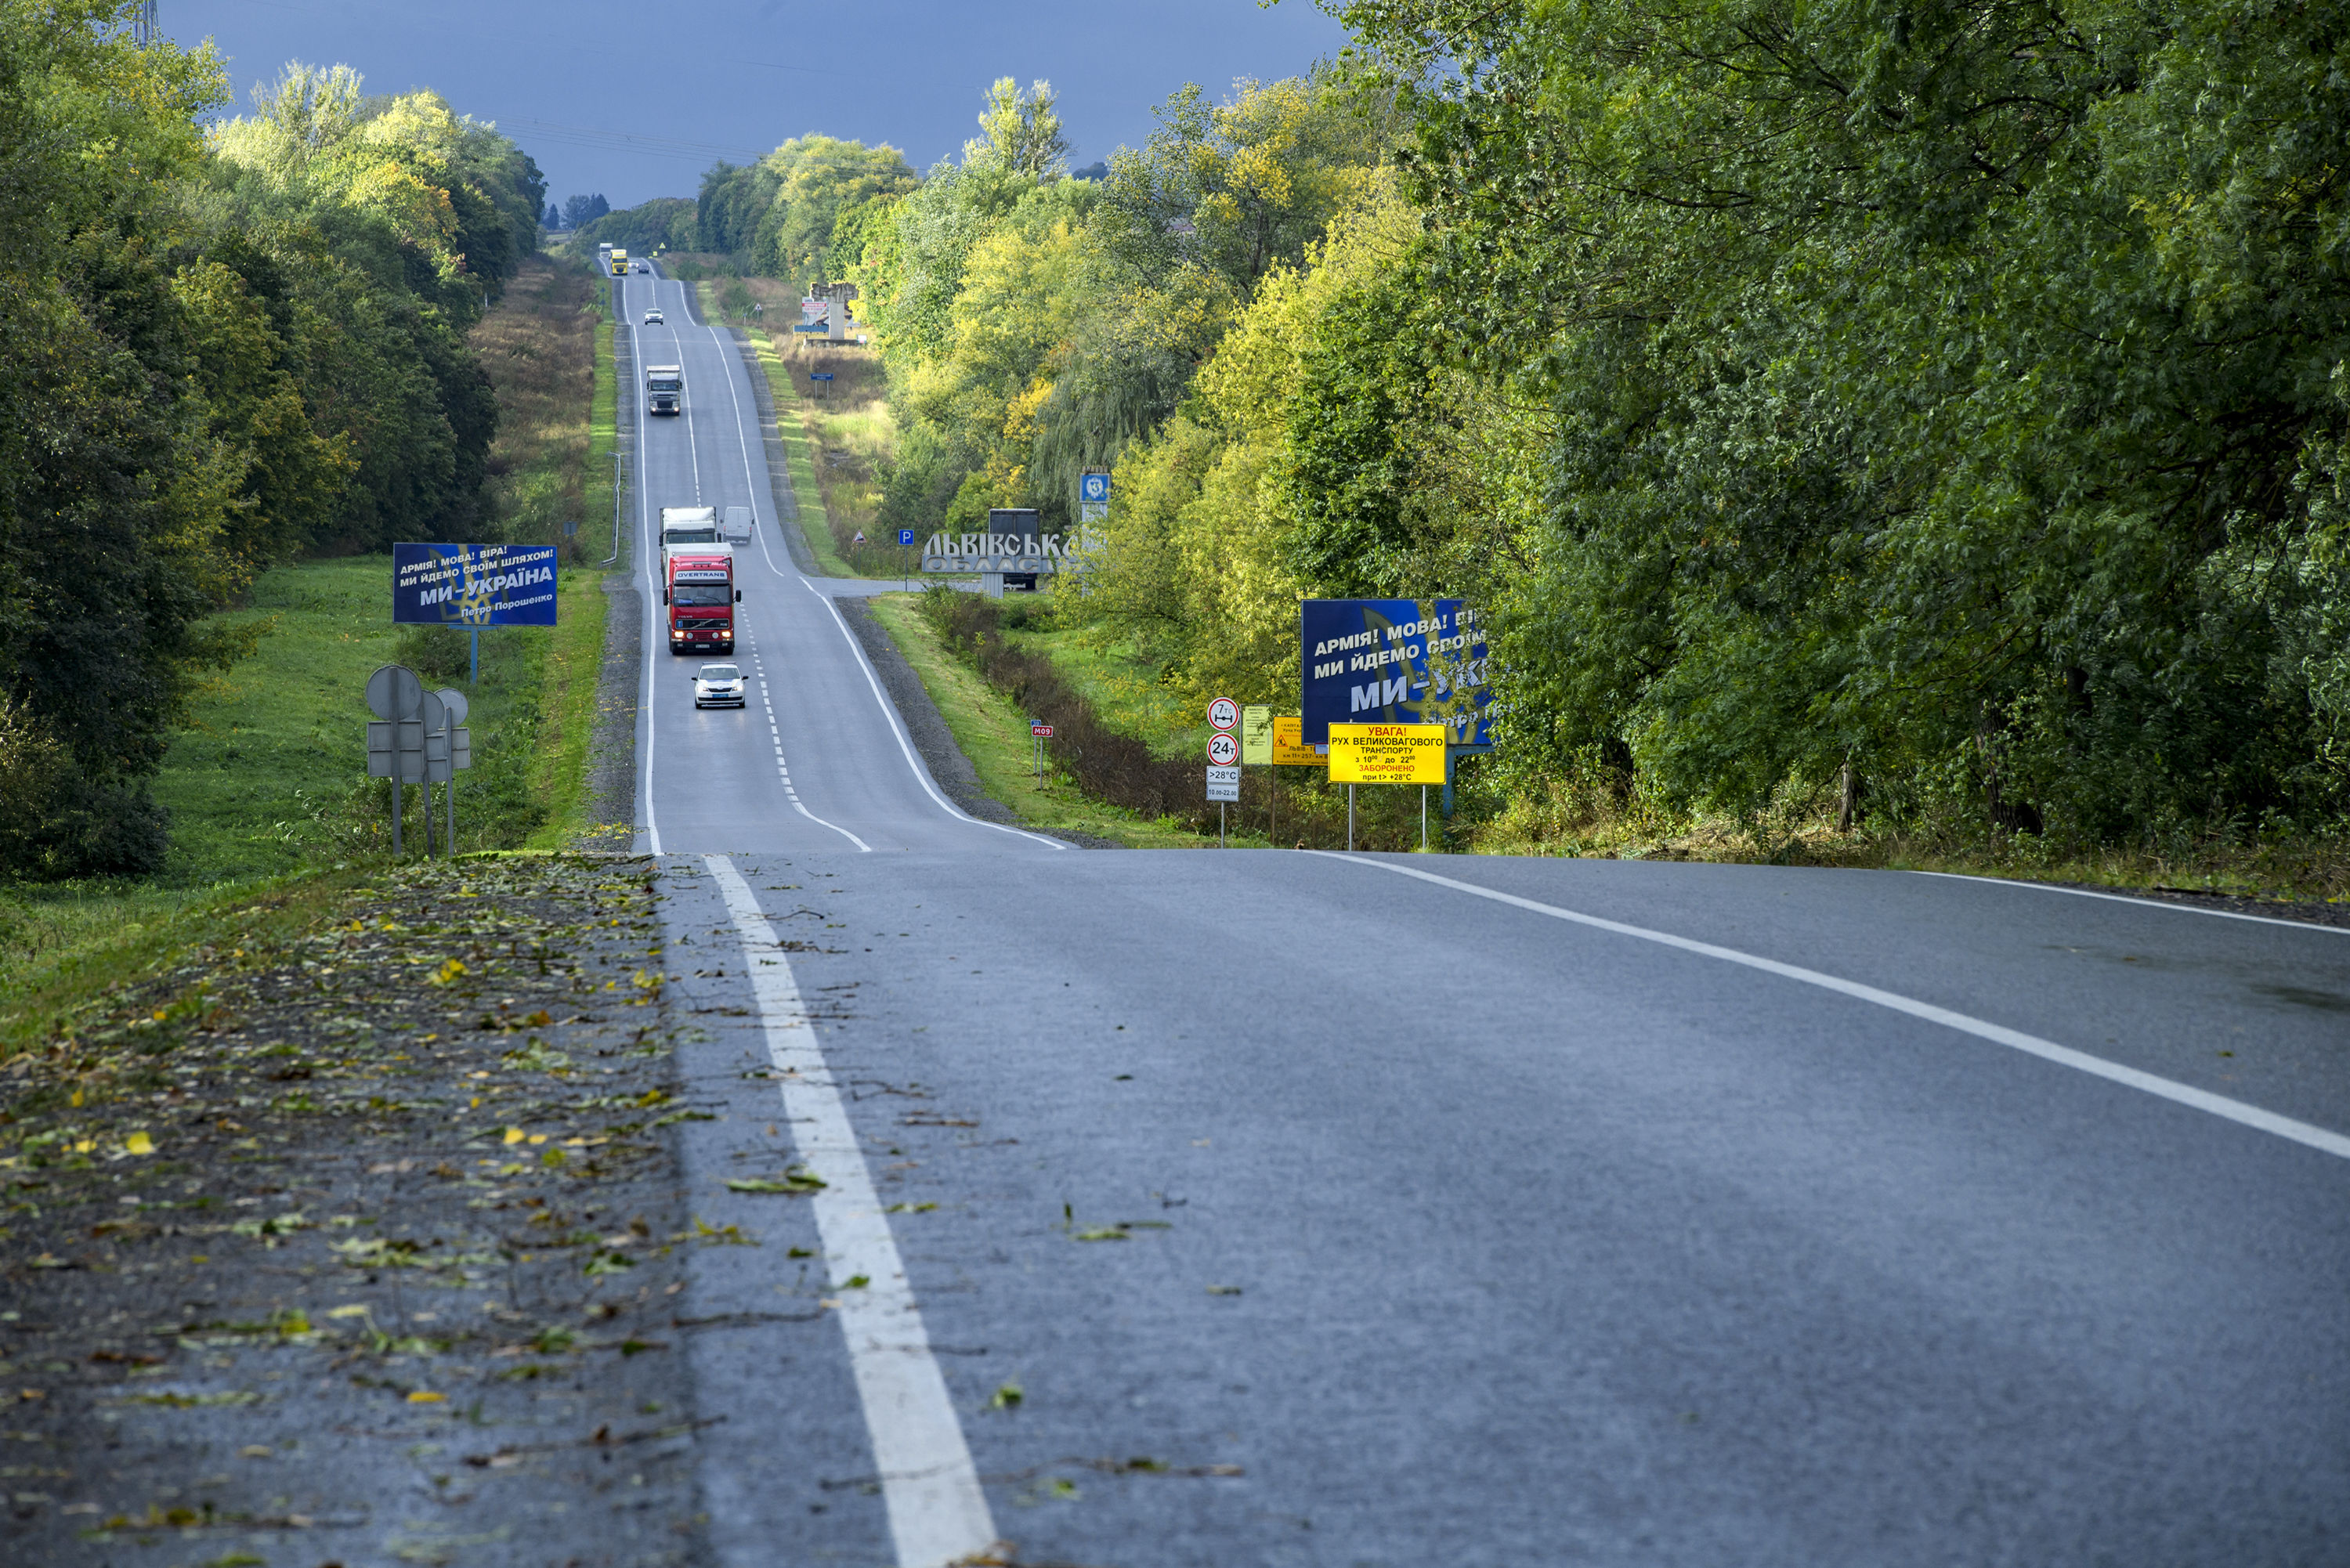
[1327,854,2350,1162]
[805,580,1071,851]
[1911,869,2350,936]
[624,280,663,858]
[703,855,1001,1568]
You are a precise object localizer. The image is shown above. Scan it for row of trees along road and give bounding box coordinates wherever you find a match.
[0,1,543,880]
[656,9,2341,854]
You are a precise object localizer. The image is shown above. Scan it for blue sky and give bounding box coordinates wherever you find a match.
[175,0,1354,210]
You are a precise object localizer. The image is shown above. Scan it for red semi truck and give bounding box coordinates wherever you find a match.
[665,552,738,654]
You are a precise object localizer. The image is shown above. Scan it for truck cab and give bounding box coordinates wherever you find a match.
[666,554,738,655]
[645,364,682,416]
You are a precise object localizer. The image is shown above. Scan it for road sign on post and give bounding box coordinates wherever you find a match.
[1029,720,1054,786]
[1208,696,1238,732]
[366,664,424,855]
[1206,732,1239,767]
[1269,717,1321,766]
[1240,706,1272,764]
[1206,766,1240,800]
[1328,723,1448,784]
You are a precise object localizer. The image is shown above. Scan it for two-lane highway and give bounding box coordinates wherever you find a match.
[616,266,1058,858]
[611,266,2350,1567]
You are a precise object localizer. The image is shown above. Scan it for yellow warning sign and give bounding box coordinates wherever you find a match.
[1327,723,1447,784]
[1270,716,1321,768]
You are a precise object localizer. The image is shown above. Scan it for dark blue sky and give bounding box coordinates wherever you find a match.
[175,0,1353,210]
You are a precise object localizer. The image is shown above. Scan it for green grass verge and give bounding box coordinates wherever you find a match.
[696,282,859,578]
[2,273,615,1005]
[864,594,1223,849]
[0,865,367,1056]
[145,557,402,883]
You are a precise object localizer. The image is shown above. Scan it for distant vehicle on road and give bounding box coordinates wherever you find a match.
[645,364,682,416]
[666,553,738,656]
[692,662,747,708]
[643,307,663,325]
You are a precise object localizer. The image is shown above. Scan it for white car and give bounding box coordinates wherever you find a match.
[693,663,747,709]
[643,307,664,325]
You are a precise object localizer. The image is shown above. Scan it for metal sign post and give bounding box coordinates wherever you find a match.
[366,664,425,856]
[438,688,471,854]
[1030,721,1054,786]
[1206,698,1241,844]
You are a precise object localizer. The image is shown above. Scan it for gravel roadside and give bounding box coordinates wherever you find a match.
[1,854,718,1568]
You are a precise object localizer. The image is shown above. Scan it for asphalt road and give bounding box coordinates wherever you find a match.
[613,269,2350,1567]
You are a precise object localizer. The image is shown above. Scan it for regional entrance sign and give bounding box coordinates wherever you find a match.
[920,508,1070,575]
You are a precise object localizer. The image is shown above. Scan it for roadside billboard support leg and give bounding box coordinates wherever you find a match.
[469,628,479,686]
[1347,785,1355,853]
[1422,786,1428,851]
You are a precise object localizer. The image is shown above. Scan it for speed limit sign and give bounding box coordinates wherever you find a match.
[1208,695,1239,732]
[1207,731,1240,767]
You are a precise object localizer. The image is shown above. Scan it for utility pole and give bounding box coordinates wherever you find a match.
[132,1,157,45]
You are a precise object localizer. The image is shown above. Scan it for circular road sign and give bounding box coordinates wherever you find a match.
[1207,696,1239,732]
[1207,732,1240,767]
[367,663,424,721]
[436,688,470,726]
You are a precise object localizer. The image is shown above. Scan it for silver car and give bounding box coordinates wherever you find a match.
[644,307,664,325]
[693,663,747,709]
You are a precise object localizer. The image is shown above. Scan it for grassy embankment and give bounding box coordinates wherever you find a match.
[689,271,912,579]
[865,595,1220,848]
[0,258,616,1043]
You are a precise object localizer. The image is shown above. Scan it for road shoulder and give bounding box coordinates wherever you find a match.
[1,854,710,1566]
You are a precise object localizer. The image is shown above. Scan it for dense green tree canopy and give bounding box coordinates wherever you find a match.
[0,1,543,879]
[1331,0,2350,836]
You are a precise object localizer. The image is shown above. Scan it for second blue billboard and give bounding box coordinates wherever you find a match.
[1300,598,1491,746]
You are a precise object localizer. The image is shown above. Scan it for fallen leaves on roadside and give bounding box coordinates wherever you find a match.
[725,1167,824,1194]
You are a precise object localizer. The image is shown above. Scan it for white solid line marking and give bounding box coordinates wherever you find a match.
[704,855,1001,1568]
[623,284,663,858]
[1332,855,2350,1162]
[804,580,1069,851]
[1912,869,2350,936]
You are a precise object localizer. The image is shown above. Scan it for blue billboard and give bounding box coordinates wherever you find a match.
[393,544,559,627]
[1300,598,1491,746]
